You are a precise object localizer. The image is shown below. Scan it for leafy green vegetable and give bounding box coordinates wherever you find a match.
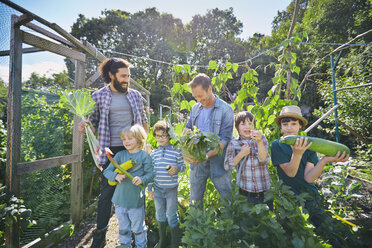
[58,89,95,120]
[180,127,221,163]
[58,89,100,169]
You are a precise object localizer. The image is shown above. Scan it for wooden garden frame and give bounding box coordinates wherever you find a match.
[1,0,150,247]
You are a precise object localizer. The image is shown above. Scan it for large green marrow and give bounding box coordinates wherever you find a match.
[279,135,350,156]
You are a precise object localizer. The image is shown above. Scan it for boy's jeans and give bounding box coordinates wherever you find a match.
[154,186,179,228]
[115,205,147,248]
[190,161,232,205]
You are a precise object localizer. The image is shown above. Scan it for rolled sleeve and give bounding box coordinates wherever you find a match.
[103,163,118,182]
[138,94,148,124]
[224,141,236,171]
[259,136,271,165]
[177,151,186,173]
[219,106,234,147]
[186,117,192,129]
[89,94,99,129]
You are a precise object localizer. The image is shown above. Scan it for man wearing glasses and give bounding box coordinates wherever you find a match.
[79,58,148,248]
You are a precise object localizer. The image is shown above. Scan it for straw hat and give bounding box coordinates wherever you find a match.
[274,105,308,127]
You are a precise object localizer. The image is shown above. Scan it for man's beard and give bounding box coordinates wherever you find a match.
[113,78,128,93]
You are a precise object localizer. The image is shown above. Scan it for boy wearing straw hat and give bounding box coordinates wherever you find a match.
[271,105,355,246]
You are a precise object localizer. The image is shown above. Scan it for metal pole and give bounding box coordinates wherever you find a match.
[159,104,171,121]
[159,105,163,120]
[330,55,340,142]
[305,104,339,133]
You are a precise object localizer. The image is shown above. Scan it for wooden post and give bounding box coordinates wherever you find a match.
[5,14,23,248]
[70,60,86,225]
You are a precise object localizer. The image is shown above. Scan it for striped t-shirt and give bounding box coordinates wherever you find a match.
[148,144,185,191]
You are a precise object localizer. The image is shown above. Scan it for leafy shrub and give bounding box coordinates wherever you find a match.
[0,188,36,247]
[182,182,324,247]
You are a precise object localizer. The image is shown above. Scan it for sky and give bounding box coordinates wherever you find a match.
[0,0,292,83]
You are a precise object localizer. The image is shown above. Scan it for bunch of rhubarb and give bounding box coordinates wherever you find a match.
[59,89,100,169]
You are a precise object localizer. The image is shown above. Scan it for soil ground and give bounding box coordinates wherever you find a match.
[56,213,120,248]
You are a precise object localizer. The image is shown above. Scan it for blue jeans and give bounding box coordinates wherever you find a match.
[96,146,125,231]
[190,161,232,205]
[154,186,179,228]
[115,205,147,248]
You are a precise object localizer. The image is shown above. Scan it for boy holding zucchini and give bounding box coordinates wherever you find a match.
[103,125,154,248]
[271,105,354,246]
[148,120,185,248]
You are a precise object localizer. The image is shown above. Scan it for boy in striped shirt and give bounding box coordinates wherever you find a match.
[148,120,185,248]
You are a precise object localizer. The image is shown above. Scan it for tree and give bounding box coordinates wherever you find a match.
[69,7,252,109]
[23,72,73,92]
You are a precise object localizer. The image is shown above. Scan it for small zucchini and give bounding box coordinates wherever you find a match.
[279,135,350,157]
[165,165,172,171]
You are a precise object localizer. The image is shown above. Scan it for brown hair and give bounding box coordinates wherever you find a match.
[99,58,130,84]
[279,117,304,128]
[235,111,254,130]
[120,124,147,149]
[153,120,169,135]
[188,73,211,91]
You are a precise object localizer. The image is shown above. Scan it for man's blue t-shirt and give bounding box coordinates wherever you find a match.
[196,106,213,132]
[271,139,320,195]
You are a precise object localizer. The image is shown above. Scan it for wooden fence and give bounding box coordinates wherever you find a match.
[1,0,150,247]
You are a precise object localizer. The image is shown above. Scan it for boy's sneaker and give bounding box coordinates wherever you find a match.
[90,229,106,248]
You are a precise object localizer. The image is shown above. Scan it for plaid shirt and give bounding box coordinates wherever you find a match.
[224,136,271,193]
[89,85,148,165]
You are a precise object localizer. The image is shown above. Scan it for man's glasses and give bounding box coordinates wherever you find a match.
[111,57,120,62]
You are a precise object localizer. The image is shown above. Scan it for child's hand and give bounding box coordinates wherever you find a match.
[148,191,154,200]
[115,174,126,183]
[167,165,178,175]
[322,151,349,163]
[251,130,262,142]
[132,176,143,186]
[291,137,312,155]
[239,145,251,157]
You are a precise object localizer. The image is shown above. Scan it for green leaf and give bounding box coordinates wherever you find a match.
[267,115,276,125]
[172,83,182,94]
[182,83,191,93]
[232,63,239,73]
[208,60,218,70]
[180,100,190,111]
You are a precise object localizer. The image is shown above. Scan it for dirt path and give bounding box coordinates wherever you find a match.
[56,214,120,248]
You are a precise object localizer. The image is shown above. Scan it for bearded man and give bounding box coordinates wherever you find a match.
[79,58,148,248]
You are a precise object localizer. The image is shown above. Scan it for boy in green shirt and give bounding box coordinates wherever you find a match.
[271,105,354,247]
[104,124,154,248]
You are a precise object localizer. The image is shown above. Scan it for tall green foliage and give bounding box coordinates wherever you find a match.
[21,93,72,161]
[182,183,324,248]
